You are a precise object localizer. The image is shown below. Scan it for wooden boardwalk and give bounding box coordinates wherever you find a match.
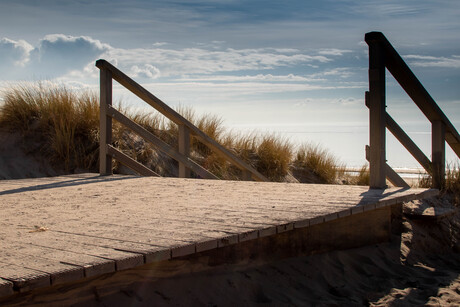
[0,174,436,298]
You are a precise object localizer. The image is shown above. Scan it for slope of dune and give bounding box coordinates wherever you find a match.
[0,130,63,179]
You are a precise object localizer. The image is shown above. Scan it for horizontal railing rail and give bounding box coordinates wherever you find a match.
[365,32,460,189]
[96,59,268,181]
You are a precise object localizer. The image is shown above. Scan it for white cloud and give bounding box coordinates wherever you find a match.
[152,42,168,47]
[130,64,161,79]
[0,34,110,80]
[312,67,357,79]
[29,34,110,75]
[404,54,460,68]
[318,49,352,56]
[134,81,366,101]
[294,97,363,108]
[104,46,332,77]
[0,38,33,74]
[176,74,324,83]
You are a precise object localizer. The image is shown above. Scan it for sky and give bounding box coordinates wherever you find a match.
[1,0,460,168]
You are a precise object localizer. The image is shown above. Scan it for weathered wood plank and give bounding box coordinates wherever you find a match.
[0,252,83,286]
[3,238,143,273]
[107,145,159,176]
[178,124,191,178]
[366,35,387,188]
[0,262,50,292]
[386,114,432,173]
[99,68,113,175]
[15,231,171,265]
[432,120,446,189]
[45,221,237,253]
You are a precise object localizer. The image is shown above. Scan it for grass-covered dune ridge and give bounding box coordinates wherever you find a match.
[0,82,348,183]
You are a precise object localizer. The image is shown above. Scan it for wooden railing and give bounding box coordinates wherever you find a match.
[365,32,460,189]
[96,59,268,181]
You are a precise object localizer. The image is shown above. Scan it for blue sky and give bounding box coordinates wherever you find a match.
[1,0,459,167]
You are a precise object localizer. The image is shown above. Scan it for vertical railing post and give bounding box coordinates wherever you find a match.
[178,124,191,178]
[367,35,387,189]
[432,120,446,189]
[100,68,113,175]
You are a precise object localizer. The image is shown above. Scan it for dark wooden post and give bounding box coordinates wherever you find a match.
[100,68,113,175]
[432,120,446,189]
[366,33,387,189]
[178,124,191,178]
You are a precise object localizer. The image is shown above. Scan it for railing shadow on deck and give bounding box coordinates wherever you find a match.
[365,32,460,190]
[0,175,138,196]
[357,187,410,205]
[95,60,267,182]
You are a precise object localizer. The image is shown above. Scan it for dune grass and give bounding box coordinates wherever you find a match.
[0,83,100,171]
[417,163,460,204]
[0,82,347,183]
[344,165,370,186]
[292,144,345,184]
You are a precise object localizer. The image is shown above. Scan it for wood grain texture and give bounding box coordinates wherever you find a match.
[367,35,387,188]
[99,68,113,175]
[0,174,436,298]
[432,120,446,189]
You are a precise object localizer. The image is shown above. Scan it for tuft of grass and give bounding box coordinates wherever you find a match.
[292,144,343,184]
[417,163,460,204]
[255,135,292,181]
[417,172,431,189]
[345,165,370,186]
[445,164,460,196]
[444,164,460,205]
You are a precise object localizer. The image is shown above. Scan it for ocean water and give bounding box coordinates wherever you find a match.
[227,123,459,169]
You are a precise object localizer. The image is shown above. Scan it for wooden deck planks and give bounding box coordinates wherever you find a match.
[11,231,171,265]
[0,252,83,286]
[0,174,436,298]
[0,262,50,292]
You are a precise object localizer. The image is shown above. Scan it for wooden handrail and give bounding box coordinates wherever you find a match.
[365,32,460,157]
[365,32,460,189]
[96,59,268,181]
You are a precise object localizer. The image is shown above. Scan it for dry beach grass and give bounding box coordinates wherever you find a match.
[0,82,345,183]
